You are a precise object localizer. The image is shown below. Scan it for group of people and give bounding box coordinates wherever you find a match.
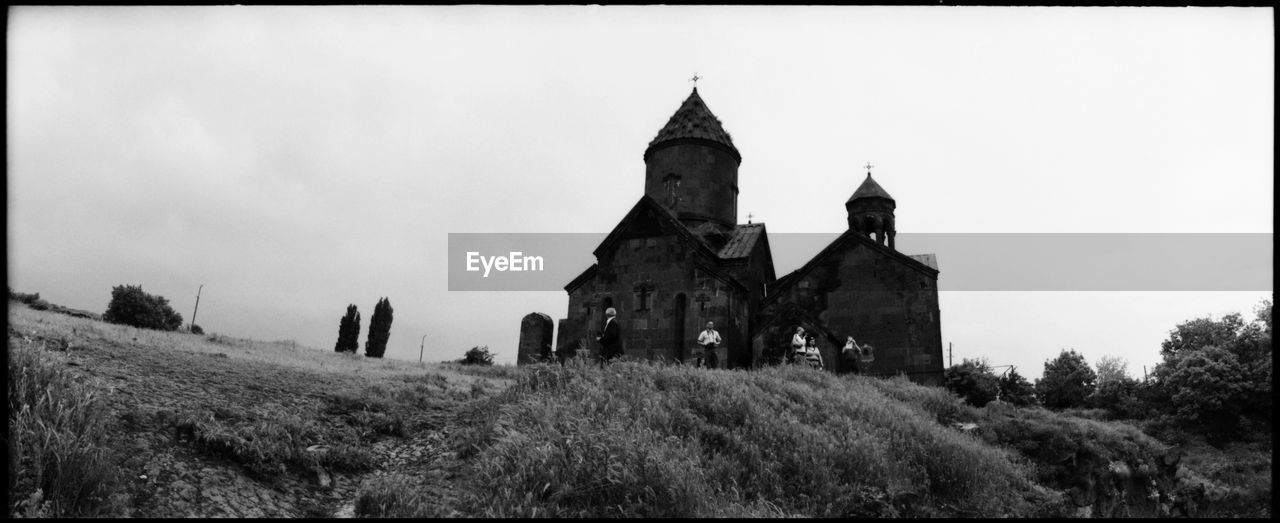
[597,307,724,368]
[790,326,872,373]
[596,308,872,372]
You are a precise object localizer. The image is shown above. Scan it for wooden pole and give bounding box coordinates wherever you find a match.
[190,284,203,331]
[948,342,953,367]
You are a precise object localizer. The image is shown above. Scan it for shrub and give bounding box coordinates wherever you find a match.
[1087,375,1143,419]
[334,304,360,353]
[1156,346,1250,437]
[997,367,1037,407]
[364,298,393,358]
[190,324,205,335]
[461,346,495,366]
[944,358,999,407]
[8,341,122,517]
[1035,349,1096,410]
[102,284,183,331]
[9,288,41,305]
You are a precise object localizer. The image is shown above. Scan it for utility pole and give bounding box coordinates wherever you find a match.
[419,334,428,363]
[948,342,953,367]
[190,284,204,331]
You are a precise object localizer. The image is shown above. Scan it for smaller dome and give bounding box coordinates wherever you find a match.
[846,173,894,203]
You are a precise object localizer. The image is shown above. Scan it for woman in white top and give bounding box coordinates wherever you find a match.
[790,327,807,364]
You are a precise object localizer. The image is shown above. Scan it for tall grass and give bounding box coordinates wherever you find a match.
[7,340,122,517]
[167,402,378,479]
[447,359,1048,517]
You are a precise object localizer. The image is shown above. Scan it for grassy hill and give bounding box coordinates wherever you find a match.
[7,302,1269,518]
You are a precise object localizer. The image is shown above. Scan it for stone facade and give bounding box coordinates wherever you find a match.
[757,231,944,384]
[554,199,755,368]
[530,87,944,384]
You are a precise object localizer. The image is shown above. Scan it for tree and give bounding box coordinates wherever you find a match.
[1094,355,1130,386]
[364,297,393,358]
[1160,313,1255,360]
[1036,349,1097,410]
[1150,299,1272,437]
[334,304,360,353]
[1086,355,1141,417]
[462,346,494,366]
[944,358,999,407]
[102,284,184,331]
[998,367,1037,407]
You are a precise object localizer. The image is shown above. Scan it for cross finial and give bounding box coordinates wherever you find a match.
[689,72,702,87]
[864,162,874,174]
[747,212,754,224]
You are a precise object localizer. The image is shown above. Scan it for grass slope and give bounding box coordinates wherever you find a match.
[7,303,499,517]
[8,302,1270,518]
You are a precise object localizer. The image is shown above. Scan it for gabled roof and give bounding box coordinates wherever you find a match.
[692,261,751,295]
[718,222,766,259]
[591,195,721,261]
[645,87,739,160]
[763,229,939,306]
[846,173,894,203]
[753,302,842,346]
[564,264,598,293]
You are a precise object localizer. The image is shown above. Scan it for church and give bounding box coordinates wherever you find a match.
[520,87,944,385]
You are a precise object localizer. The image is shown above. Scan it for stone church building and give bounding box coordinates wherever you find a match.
[519,88,944,384]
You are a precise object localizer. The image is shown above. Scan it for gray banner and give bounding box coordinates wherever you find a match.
[447,233,1272,291]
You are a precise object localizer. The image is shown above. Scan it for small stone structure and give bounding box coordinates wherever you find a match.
[516,312,554,365]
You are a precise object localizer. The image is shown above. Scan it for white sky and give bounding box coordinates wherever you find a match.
[7,6,1273,379]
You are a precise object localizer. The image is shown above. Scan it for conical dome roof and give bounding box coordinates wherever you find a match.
[645,88,738,158]
[847,173,894,203]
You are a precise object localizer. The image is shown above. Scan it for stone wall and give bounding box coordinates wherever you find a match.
[644,143,739,228]
[768,236,943,384]
[561,233,752,367]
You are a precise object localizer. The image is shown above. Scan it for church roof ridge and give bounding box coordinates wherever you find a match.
[645,87,738,157]
[761,229,937,307]
[847,173,894,203]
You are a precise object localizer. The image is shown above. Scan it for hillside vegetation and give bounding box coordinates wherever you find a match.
[7,301,1269,518]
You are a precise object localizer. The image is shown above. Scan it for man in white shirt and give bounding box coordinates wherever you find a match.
[696,321,722,368]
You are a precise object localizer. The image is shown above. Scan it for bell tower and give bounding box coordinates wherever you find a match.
[846,166,897,250]
[643,87,741,229]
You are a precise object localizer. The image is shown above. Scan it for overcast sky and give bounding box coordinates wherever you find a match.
[8,6,1272,379]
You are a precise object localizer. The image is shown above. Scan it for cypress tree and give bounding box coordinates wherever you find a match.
[365,297,394,358]
[334,304,360,353]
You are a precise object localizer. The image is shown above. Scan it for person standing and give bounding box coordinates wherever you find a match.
[696,321,722,368]
[840,336,861,374]
[790,326,807,364]
[597,307,622,365]
[804,336,825,369]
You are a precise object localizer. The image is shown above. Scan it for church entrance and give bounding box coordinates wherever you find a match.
[673,294,687,363]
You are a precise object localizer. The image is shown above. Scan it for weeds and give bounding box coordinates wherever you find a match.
[7,340,123,517]
[354,473,449,517]
[170,403,377,478]
[450,360,1043,517]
